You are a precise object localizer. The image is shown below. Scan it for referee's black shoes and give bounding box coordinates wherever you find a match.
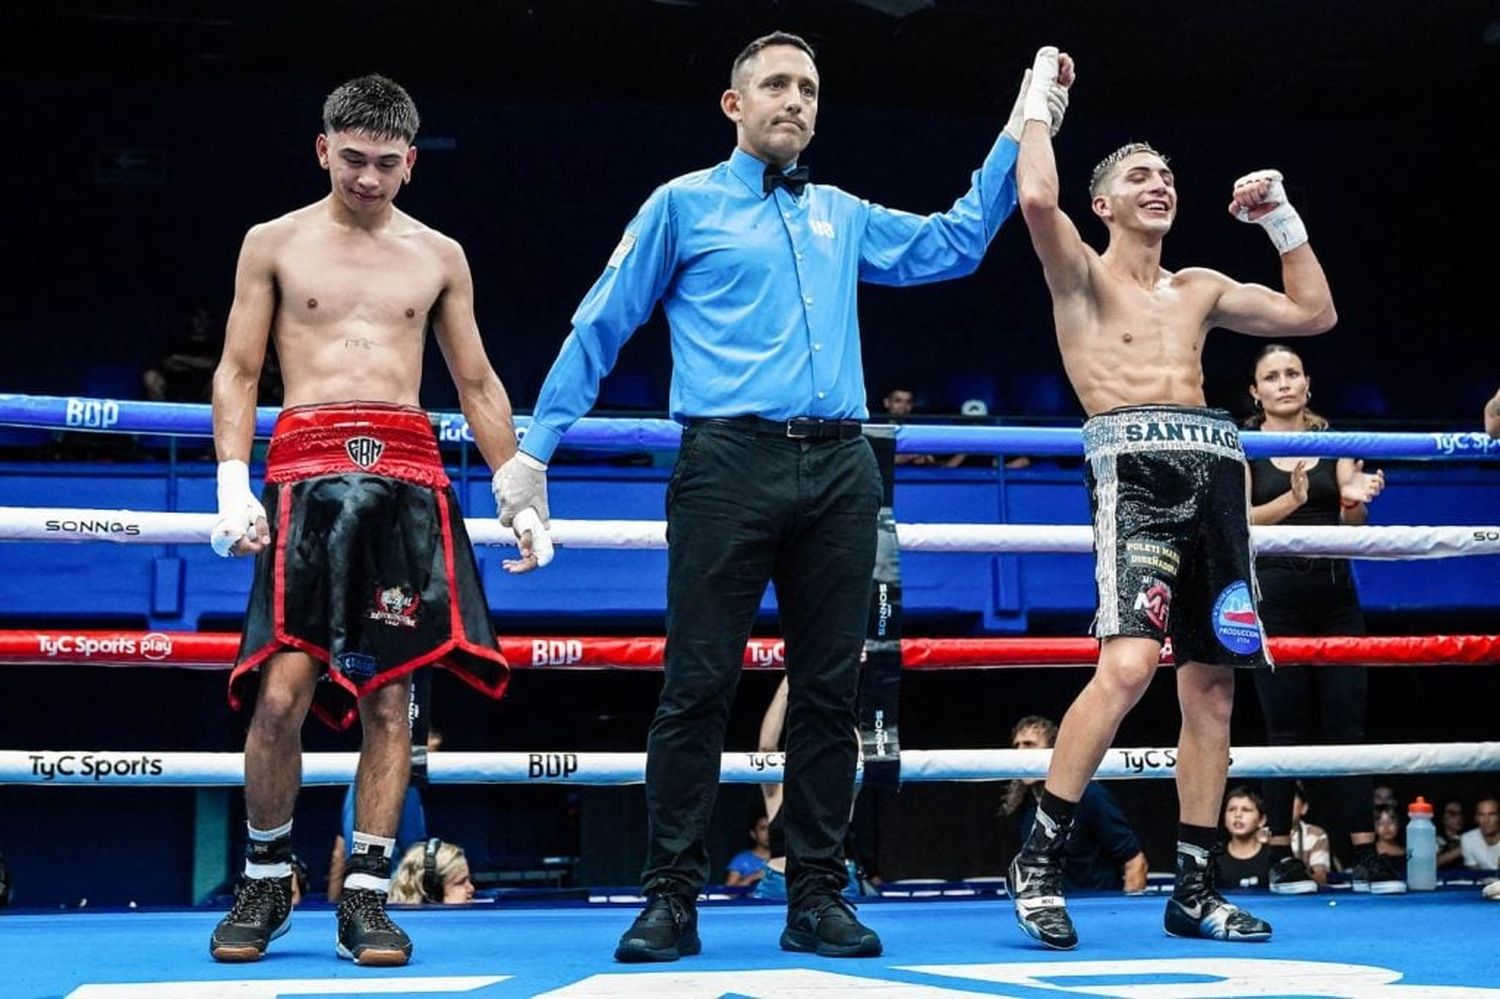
[615,890,701,962]
[780,895,883,957]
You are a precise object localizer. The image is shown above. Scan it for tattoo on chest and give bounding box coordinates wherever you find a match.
[344,338,375,350]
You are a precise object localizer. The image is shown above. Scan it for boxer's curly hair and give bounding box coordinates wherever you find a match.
[323,74,420,143]
[1089,142,1167,196]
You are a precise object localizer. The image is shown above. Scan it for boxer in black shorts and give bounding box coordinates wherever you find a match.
[1083,405,1269,670]
[1009,71,1337,950]
[229,403,508,731]
[206,75,546,967]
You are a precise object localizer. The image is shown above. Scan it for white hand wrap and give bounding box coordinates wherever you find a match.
[512,507,555,569]
[1004,49,1067,142]
[1022,47,1061,127]
[1232,169,1308,254]
[210,459,267,558]
[492,452,550,529]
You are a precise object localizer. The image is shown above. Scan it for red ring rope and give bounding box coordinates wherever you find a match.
[1,631,1495,669]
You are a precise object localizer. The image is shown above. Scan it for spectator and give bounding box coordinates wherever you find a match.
[1484,388,1500,438]
[957,399,1030,470]
[1373,785,1397,814]
[1461,796,1500,871]
[1001,716,1147,893]
[1289,785,1331,886]
[1437,796,1467,869]
[725,813,772,886]
[388,839,475,904]
[1245,344,1398,893]
[752,676,872,901]
[143,302,221,403]
[1374,807,1405,860]
[1215,787,1273,891]
[881,385,962,467]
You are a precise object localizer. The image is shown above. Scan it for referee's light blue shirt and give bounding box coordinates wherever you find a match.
[521,136,1020,463]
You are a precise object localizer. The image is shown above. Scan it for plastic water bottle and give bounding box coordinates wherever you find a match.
[1406,797,1437,891]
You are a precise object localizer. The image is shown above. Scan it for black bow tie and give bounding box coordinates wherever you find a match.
[764,163,810,197]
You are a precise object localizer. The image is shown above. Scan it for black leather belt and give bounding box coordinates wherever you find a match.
[687,415,865,440]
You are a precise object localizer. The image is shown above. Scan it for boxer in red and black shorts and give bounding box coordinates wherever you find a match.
[207,76,548,968]
[230,402,507,730]
[1082,404,1270,671]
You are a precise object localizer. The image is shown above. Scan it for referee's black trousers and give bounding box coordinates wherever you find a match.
[641,419,880,908]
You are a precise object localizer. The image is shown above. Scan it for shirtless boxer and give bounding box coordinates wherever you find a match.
[1006,48,1336,949]
[207,74,546,966]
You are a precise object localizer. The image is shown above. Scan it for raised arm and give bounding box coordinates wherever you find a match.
[1209,171,1337,337]
[208,224,278,558]
[1016,50,1092,301]
[856,49,1071,287]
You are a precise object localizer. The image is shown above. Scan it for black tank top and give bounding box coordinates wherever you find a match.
[1249,457,1341,527]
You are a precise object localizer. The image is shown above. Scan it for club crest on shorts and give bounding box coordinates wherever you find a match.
[344,435,385,469]
[1211,580,1262,654]
[368,585,420,628]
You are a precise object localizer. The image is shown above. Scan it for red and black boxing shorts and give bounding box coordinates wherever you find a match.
[229,402,508,729]
[1082,404,1272,670]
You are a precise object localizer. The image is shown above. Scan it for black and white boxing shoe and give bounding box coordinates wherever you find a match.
[1164,843,1272,942]
[1008,852,1078,950]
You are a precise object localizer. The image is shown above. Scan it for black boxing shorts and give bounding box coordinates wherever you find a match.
[1082,404,1271,670]
[228,402,508,729]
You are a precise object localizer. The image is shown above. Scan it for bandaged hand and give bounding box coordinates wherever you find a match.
[505,507,555,573]
[210,459,268,558]
[494,453,553,573]
[1004,47,1073,142]
[1003,48,1073,142]
[1228,169,1308,254]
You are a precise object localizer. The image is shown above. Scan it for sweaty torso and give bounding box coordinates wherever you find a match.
[1055,264,1221,416]
[267,204,448,408]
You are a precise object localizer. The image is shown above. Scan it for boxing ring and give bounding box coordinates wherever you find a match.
[1,394,1498,997]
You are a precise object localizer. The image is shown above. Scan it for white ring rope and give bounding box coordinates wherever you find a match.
[6,507,1499,559]
[6,743,1498,786]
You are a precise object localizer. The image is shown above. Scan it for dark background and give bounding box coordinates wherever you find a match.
[0,1,1497,907]
[3,0,1497,420]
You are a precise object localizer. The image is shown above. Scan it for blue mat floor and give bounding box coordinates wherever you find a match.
[2,891,1496,997]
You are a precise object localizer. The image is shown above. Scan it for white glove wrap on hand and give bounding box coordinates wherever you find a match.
[492,452,550,529]
[512,507,555,568]
[1022,47,1061,126]
[1004,48,1068,142]
[210,459,267,558]
[1232,170,1308,254]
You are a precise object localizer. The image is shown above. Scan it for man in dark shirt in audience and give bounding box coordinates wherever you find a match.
[1003,716,1147,892]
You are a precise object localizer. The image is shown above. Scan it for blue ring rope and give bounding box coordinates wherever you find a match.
[2,393,1497,460]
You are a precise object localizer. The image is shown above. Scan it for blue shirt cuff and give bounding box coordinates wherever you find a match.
[519,422,564,464]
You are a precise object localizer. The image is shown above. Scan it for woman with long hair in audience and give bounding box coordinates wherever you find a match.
[1245,344,1398,894]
